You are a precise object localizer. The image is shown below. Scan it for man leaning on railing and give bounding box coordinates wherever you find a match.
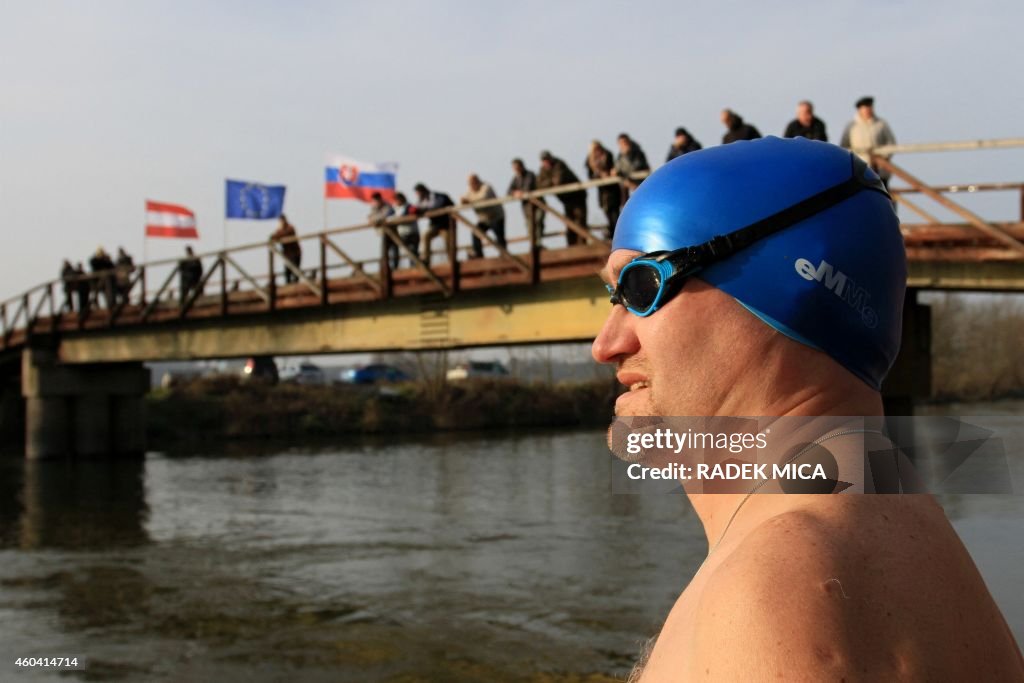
[368,192,397,270]
[508,158,545,247]
[414,183,455,268]
[461,174,506,259]
[538,150,587,246]
[391,192,420,267]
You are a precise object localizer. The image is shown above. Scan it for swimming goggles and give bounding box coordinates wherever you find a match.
[606,155,889,317]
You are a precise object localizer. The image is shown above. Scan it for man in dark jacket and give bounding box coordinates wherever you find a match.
[666,127,703,162]
[721,109,762,144]
[783,100,828,142]
[537,151,588,246]
[413,182,456,267]
[508,158,546,246]
[585,140,622,239]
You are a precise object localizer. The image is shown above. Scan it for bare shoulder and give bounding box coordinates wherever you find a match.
[687,501,1024,681]
[688,510,872,680]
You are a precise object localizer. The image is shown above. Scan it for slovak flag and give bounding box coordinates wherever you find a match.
[325,156,397,202]
[145,200,198,239]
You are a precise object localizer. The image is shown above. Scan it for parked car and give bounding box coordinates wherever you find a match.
[341,364,411,385]
[242,356,278,384]
[446,361,510,381]
[280,362,326,385]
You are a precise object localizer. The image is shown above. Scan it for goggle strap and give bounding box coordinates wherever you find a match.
[707,156,888,258]
[612,155,890,316]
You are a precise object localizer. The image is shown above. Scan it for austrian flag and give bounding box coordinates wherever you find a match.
[145,200,198,239]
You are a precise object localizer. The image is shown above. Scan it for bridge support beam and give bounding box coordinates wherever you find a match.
[21,349,149,459]
[882,288,932,416]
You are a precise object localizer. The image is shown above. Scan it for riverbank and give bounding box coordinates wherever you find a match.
[146,377,616,442]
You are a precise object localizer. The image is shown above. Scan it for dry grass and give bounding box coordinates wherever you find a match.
[929,293,1024,401]
[146,376,617,442]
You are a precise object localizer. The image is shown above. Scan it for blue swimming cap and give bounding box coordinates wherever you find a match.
[612,137,906,390]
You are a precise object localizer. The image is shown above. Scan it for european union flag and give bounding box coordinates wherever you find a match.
[225,180,286,219]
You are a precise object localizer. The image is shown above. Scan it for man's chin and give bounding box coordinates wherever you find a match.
[614,387,653,417]
[606,421,649,463]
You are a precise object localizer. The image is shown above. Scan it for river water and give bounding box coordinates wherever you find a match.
[0,406,1022,682]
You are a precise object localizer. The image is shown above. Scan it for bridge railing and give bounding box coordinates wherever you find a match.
[876,140,1024,261]
[0,172,646,346]
[4,139,1024,349]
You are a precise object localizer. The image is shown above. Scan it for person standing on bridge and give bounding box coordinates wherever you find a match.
[178,246,202,305]
[840,96,897,190]
[585,140,622,239]
[392,192,420,266]
[537,151,588,246]
[414,183,456,268]
[271,215,302,284]
[784,100,828,142]
[721,108,762,144]
[114,247,135,306]
[614,133,651,210]
[88,247,115,309]
[367,192,397,270]
[461,174,506,259]
[73,261,90,316]
[60,259,76,313]
[508,158,546,247]
[665,126,702,162]
[592,137,1023,681]
[613,133,650,186]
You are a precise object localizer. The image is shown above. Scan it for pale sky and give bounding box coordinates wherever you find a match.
[2,0,1022,300]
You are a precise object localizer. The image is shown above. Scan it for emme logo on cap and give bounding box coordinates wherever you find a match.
[794,258,878,328]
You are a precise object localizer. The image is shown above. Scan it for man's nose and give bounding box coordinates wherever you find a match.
[592,305,639,364]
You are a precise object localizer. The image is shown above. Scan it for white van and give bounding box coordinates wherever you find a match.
[446,361,510,381]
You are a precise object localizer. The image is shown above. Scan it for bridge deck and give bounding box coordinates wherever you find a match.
[2,244,610,354]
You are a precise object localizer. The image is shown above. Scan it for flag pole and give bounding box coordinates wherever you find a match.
[223,179,228,250]
[143,201,149,265]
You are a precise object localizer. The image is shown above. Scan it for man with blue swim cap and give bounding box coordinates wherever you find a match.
[593,138,1024,681]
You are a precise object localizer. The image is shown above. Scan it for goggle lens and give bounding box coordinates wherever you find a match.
[619,263,663,313]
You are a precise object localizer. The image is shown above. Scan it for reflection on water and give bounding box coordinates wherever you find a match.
[0,459,149,550]
[0,409,1021,681]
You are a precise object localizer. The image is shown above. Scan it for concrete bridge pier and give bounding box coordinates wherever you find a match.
[21,349,149,459]
[1,371,24,450]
